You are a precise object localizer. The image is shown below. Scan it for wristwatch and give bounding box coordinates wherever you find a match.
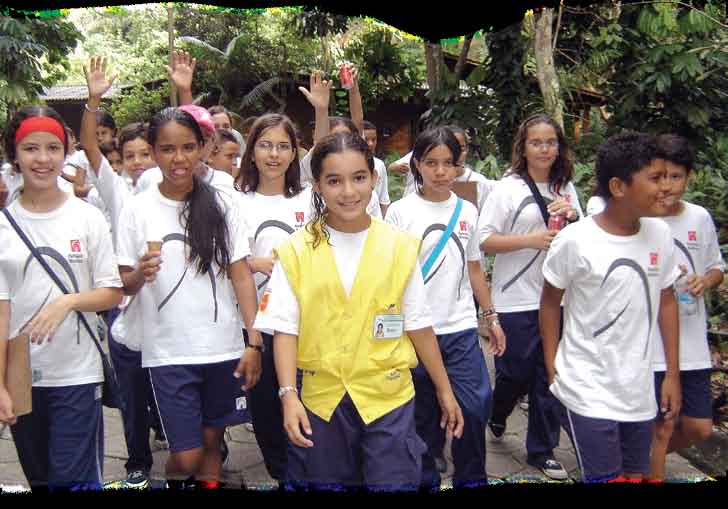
[278,386,298,399]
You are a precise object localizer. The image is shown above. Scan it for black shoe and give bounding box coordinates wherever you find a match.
[527,457,569,481]
[487,422,506,442]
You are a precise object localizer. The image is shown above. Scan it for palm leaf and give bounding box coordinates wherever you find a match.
[238,77,286,111]
[177,36,226,62]
[224,33,248,60]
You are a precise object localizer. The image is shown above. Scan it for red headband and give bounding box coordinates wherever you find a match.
[14,117,66,146]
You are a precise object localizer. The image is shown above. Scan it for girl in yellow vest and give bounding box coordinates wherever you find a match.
[386,127,506,490]
[254,132,464,491]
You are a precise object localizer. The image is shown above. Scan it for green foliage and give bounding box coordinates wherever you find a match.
[594,2,728,141]
[342,29,425,111]
[108,81,170,127]
[0,14,82,123]
[65,6,168,84]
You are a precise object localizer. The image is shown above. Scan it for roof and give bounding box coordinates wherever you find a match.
[40,83,130,102]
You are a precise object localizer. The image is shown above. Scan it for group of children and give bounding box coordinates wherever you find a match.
[0,51,724,492]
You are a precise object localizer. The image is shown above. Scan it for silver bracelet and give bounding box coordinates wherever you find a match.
[84,103,101,113]
[278,386,298,399]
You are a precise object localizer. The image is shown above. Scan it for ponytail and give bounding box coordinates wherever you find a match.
[180,174,231,275]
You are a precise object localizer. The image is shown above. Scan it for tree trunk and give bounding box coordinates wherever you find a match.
[168,5,177,107]
[424,41,448,99]
[454,34,474,81]
[534,8,564,128]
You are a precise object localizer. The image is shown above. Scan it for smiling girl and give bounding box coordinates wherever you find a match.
[0,106,123,491]
[254,132,464,491]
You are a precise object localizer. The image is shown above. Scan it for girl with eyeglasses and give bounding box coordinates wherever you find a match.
[386,127,505,490]
[234,113,313,483]
[477,114,583,481]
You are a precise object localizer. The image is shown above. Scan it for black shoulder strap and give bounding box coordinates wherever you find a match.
[1,208,105,357]
[522,173,550,227]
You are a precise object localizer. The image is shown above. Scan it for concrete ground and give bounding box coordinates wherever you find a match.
[0,340,709,491]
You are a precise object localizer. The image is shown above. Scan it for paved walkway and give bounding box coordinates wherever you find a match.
[0,339,708,491]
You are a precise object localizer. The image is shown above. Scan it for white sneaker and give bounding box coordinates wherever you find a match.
[244,422,255,433]
[519,395,529,411]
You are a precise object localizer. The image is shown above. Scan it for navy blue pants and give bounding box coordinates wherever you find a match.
[248,332,287,480]
[11,384,104,492]
[490,310,561,463]
[285,394,426,491]
[107,307,162,474]
[413,328,492,490]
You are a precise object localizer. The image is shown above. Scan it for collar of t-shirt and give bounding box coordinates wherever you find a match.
[324,225,370,297]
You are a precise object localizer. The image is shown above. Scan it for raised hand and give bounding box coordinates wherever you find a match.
[83,56,117,101]
[299,71,332,111]
[166,50,197,92]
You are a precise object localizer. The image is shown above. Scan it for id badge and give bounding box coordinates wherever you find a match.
[373,314,404,340]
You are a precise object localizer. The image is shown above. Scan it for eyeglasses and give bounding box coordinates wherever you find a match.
[256,141,293,152]
[527,140,559,150]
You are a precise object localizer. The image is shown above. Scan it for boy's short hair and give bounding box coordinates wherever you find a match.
[595,132,660,199]
[656,134,694,172]
[96,110,117,132]
[362,120,377,132]
[214,128,238,146]
[208,105,229,116]
[99,140,119,158]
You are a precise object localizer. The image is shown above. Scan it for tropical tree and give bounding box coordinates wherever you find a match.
[0,13,82,126]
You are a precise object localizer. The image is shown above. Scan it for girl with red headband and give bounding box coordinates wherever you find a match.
[0,105,124,491]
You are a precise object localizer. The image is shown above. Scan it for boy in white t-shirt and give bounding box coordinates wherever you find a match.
[647,135,725,482]
[540,132,682,483]
[362,120,391,216]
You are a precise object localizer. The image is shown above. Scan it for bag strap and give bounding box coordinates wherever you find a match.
[1,208,105,358]
[522,172,550,227]
[422,197,463,279]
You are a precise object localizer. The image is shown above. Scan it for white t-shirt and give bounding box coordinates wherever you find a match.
[542,216,680,421]
[395,151,416,196]
[299,151,314,188]
[374,157,390,206]
[386,192,480,334]
[367,189,382,220]
[116,185,250,368]
[135,165,236,194]
[478,174,583,312]
[0,197,122,387]
[586,196,606,216]
[238,187,314,307]
[653,202,726,371]
[254,223,433,335]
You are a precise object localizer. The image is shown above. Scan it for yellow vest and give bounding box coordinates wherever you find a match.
[275,218,421,424]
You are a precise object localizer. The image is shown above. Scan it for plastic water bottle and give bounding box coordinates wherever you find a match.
[675,274,698,316]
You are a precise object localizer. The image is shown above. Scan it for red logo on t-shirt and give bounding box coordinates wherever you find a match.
[688,231,697,241]
[295,212,304,224]
[650,252,658,266]
[459,221,467,232]
[70,240,81,253]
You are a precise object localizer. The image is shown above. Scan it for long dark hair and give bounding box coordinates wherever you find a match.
[4,105,70,172]
[510,113,574,194]
[409,127,462,196]
[306,132,374,248]
[148,107,231,276]
[235,113,302,198]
